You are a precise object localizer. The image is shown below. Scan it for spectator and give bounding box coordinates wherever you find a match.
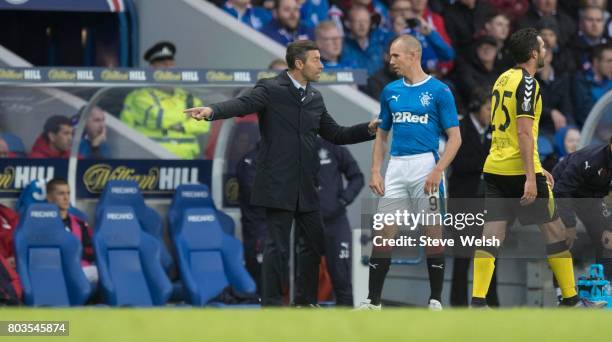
[121,42,210,159]
[315,21,354,67]
[29,115,73,159]
[572,6,609,71]
[0,137,13,158]
[487,0,529,22]
[482,12,514,71]
[342,6,393,75]
[0,204,18,268]
[389,0,414,24]
[572,43,612,127]
[364,44,397,99]
[443,0,491,59]
[45,178,97,289]
[410,0,452,44]
[222,0,272,30]
[328,0,390,36]
[517,0,576,48]
[537,16,577,73]
[298,0,330,29]
[410,0,454,73]
[554,125,581,159]
[268,58,289,70]
[536,19,576,136]
[448,87,498,307]
[453,35,499,105]
[260,0,314,46]
[79,106,111,159]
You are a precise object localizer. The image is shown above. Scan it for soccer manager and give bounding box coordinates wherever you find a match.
[185,40,379,307]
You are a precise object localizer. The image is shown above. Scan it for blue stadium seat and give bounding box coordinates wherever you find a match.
[168,184,235,237]
[94,206,172,307]
[16,179,89,221]
[0,132,26,157]
[95,180,173,273]
[174,207,256,306]
[538,136,554,161]
[13,203,92,306]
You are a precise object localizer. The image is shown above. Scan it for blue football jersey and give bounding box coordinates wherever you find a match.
[378,76,459,156]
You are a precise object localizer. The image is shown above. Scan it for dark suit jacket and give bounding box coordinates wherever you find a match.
[448,115,492,200]
[210,71,373,212]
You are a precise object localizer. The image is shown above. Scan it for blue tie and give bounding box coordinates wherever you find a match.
[298,88,305,101]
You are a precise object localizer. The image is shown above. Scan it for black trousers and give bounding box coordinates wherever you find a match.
[323,215,353,306]
[262,207,325,306]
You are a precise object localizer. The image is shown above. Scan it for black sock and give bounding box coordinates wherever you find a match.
[427,254,445,302]
[367,257,391,305]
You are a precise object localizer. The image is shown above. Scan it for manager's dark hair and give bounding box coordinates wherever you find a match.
[286,40,319,69]
[507,28,540,64]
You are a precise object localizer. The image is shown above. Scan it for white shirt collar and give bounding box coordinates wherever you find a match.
[402,75,431,87]
[470,114,486,135]
[287,71,306,91]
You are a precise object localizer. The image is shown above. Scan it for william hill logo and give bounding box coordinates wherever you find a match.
[0,165,55,190]
[154,70,181,81]
[48,69,77,81]
[257,71,278,80]
[319,72,337,82]
[0,69,24,80]
[206,71,233,82]
[101,69,129,81]
[83,164,158,193]
[82,164,199,193]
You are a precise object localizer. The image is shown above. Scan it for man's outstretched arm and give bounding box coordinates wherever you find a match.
[319,108,379,145]
[185,81,269,121]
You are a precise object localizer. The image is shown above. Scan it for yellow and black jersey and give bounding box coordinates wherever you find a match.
[483,67,543,176]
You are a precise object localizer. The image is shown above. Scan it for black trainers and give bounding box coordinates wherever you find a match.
[470,297,489,309]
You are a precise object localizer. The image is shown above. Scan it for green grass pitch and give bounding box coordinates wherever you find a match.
[0,308,611,341]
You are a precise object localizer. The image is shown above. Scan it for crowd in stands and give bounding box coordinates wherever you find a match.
[212,0,611,163]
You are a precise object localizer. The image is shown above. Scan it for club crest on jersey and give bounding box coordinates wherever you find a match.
[420,92,433,107]
[319,148,331,165]
[521,98,532,112]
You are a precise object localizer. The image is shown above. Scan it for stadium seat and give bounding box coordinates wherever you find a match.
[95,180,173,273]
[174,207,256,306]
[16,179,89,221]
[168,184,235,237]
[0,132,26,157]
[13,203,92,306]
[537,136,554,161]
[94,206,172,307]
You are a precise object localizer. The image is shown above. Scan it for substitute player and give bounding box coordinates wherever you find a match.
[470,28,605,308]
[359,35,462,310]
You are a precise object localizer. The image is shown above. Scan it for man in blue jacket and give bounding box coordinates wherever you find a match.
[260,0,314,46]
[342,6,394,75]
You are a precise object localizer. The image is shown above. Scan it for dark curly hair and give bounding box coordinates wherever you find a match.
[507,28,540,64]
